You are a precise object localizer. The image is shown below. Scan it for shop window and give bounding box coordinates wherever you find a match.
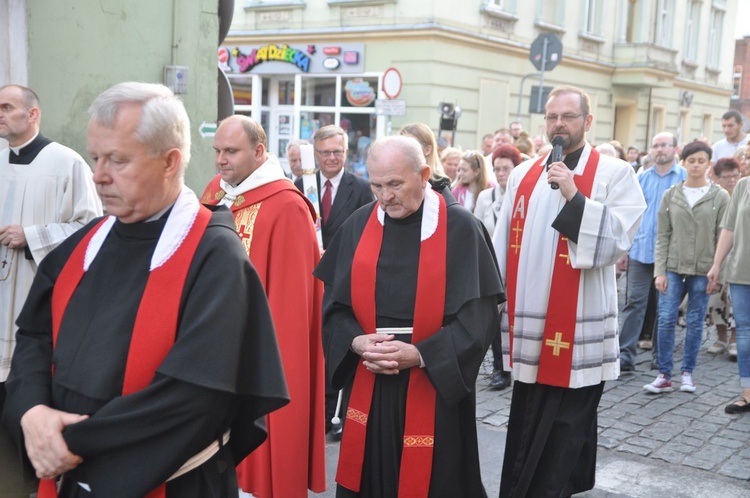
[232,79,253,105]
[342,113,377,178]
[299,111,336,141]
[301,78,337,106]
[279,79,295,105]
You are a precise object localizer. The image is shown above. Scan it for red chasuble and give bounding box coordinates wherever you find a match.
[201,177,326,497]
[338,192,447,497]
[40,206,211,498]
[506,149,600,387]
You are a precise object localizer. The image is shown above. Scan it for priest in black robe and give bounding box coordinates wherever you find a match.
[315,135,504,498]
[2,82,289,498]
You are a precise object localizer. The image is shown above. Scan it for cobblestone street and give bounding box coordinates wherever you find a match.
[474,323,750,495]
[315,324,750,497]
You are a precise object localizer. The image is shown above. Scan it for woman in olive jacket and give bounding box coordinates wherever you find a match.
[644,141,730,395]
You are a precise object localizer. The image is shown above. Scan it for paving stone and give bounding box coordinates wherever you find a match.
[482,414,508,427]
[672,405,712,419]
[718,459,750,480]
[710,436,744,449]
[651,447,688,465]
[609,420,643,434]
[597,435,619,450]
[690,444,736,466]
[682,458,717,471]
[617,443,652,457]
[672,434,704,447]
[621,414,653,426]
[600,428,631,443]
[641,421,684,442]
[622,436,662,450]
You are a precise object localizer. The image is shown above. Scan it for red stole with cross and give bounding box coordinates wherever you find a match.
[38,206,212,498]
[506,148,600,387]
[337,192,447,497]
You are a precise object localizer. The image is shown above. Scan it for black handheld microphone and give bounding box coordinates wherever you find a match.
[549,136,564,190]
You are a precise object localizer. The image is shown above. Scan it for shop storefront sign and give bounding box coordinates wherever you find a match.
[220,43,365,74]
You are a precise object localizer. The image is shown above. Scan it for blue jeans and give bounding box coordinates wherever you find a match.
[730,283,750,387]
[619,259,657,366]
[657,272,710,376]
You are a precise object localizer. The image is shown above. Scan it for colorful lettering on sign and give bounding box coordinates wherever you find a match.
[232,44,311,73]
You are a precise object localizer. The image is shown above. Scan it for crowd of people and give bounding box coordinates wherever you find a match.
[0,80,748,498]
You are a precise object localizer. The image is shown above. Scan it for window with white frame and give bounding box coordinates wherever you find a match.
[624,0,642,43]
[536,0,565,27]
[582,0,601,36]
[653,0,674,48]
[732,66,742,100]
[487,0,516,11]
[707,4,725,69]
[683,0,701,62]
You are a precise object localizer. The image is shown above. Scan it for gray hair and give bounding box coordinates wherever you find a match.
[313,124,348,149]
[368,135,426,173]
[88,82,191,171]
[286,138,310,155]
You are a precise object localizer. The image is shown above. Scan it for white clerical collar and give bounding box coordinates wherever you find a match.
[10,132,39,155]
[376,182,439,242]
[321,166,345,190]
[83,185,201,271]
[218,153,291,207]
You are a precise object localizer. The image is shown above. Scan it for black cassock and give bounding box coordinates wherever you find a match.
[2,207,289,498]
[315,199,505,498]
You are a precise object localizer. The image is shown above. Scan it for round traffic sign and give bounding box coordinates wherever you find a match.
[382,67,403,99]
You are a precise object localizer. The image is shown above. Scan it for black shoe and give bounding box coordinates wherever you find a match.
[650,360,659,371]
[330,421,343,441]
[620,361,635,373]
[489,370,511,390]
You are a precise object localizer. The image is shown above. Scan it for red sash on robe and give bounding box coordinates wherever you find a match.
[38,206,211,498]
[506,149,600,387]
[337,193,447,497]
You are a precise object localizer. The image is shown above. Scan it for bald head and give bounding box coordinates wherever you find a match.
[0,84,41,146]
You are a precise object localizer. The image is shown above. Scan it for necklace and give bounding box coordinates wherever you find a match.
[0,246,16,282]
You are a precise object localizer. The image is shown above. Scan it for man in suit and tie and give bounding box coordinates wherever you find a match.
[295,125,373,250]
[295,125,373,440]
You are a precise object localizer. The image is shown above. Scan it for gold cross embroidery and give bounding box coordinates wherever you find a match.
[511,221,523,254]
[559,252,570,265]
[545,332,570,356]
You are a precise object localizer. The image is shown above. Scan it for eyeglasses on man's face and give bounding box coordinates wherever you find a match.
[315,149,346,158]
[544,113,584,123]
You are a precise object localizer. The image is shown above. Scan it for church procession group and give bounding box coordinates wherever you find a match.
[0,77,747,498]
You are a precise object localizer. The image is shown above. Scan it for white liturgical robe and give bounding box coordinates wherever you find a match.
[493,143,646,388]
[0,137,102,380]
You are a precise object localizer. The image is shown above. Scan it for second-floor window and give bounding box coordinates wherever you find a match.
[582,0,601,36]
[707,3,725,69]
[683,0,701,61]
[653,0,674,48]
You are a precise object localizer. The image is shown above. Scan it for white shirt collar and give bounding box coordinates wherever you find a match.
[321,167,345,190]
[10,132,39,155]
[376,183,439,242]
[218,154,291,207]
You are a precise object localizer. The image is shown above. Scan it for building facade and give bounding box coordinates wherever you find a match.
[225,0,738,165]
[731,35,750,121]
[1,0,223,191]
